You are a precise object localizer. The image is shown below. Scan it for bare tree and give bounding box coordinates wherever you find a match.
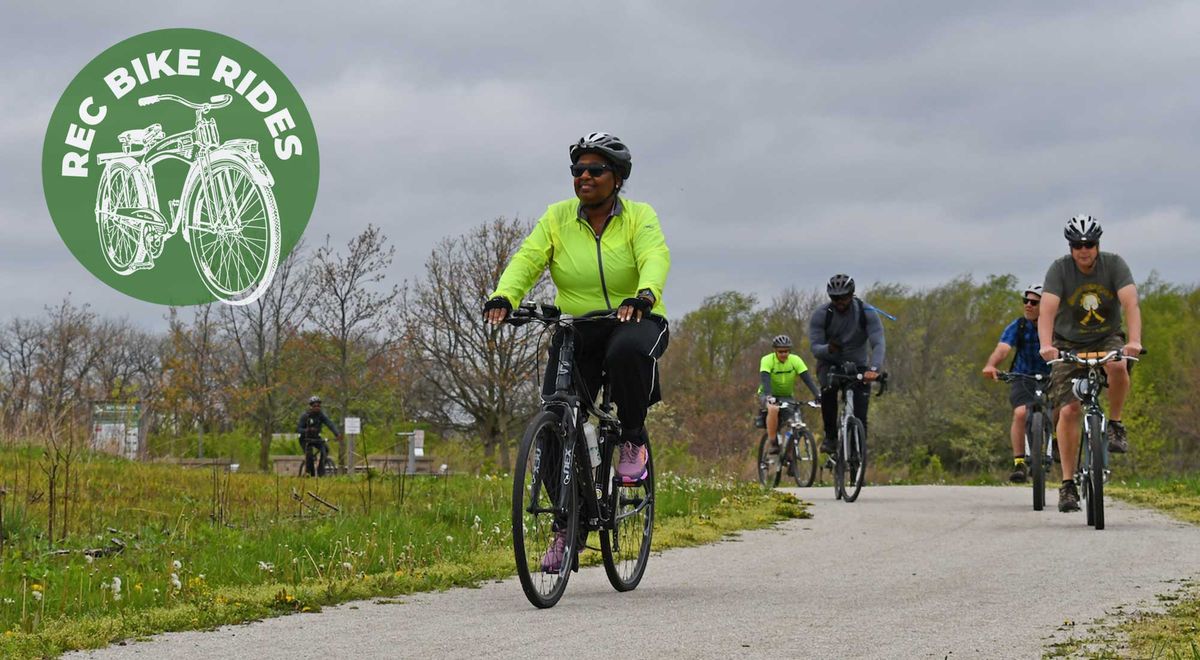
[222,241,310,470]
[164,305,224,457]
[0,317,43,438]
[403,217,550,469]
[308,226,401,462]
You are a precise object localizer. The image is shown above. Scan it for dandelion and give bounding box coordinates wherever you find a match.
[84,554,95,565]
[134,583,143,593]
[341,562,352,571]
[170,573,182,591]
[111,577,122,601]
[2,599,13,605]
[172,560,182,571]
[445,535,454,542]
[492,525,501,535]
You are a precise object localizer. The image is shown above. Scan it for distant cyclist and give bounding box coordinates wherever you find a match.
[297,396,341,477]
[483,132,670,572]
[758,334,820,453]
[808,274,886,457]
[981,284,1052,482]
[1038,215,1142,512]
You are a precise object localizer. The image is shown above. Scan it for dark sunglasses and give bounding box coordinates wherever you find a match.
[1069,240,1097,250]
[570,163,613,178]
[1022,298,1040,306]
[829,294,852,303]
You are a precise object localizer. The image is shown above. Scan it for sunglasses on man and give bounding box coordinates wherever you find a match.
[1022,298,1040,306]
[570,163,614,178]
[829,294,852,303]
[1069,240,1097,250]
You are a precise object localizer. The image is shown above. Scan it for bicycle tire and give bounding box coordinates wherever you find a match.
[1028,410,1046,512]
[184,155,281,305]
[512,411,578,608]
[600,441,655,592]
[833,433,846,500]
[842,417,867,502]
[1089,414,1105,530]
[792,428,818,488]
[757,433,782,488]
[95,163,151,275]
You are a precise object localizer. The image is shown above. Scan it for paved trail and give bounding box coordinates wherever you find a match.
[72,486,1200,659]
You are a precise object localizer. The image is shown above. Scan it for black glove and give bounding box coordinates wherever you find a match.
[619,297,652,314]
[482,297,512,317]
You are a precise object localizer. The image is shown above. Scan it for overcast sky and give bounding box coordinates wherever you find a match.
[4,1,1199,328]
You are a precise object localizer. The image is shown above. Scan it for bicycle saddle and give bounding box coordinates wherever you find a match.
[118,124,165,150]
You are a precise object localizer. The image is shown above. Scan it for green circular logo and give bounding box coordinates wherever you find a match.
[42,28,319,306]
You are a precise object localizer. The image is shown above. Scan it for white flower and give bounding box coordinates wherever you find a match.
[172,560,182,570]
[341,562,352,571]
[257,561,275,572]
[2,598,13,605]
[492,526,501,535]
[170,573,182,590]
[32,591,42,602]
[445,535,454,542]
[84,554,95,564]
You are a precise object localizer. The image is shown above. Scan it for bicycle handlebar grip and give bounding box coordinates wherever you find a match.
[210,94,232,104]
[138,95,159,106]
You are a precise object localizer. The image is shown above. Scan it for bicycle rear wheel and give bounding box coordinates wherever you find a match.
[600,441,655,592]
[791,429,818,488]
[1089,414,1105,530]
[757,433,782,488]
[1028,410,1046,512]
[843,418,867,503]
[513,411,578,608]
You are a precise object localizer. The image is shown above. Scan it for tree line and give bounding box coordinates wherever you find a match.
[1,219,1196,476]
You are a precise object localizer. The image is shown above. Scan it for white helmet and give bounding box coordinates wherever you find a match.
[1064,214,1103,242]
[1023,283,1043,298]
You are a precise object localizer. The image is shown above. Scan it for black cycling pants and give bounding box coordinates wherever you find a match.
[820,384,869,445]
[542,315,669,446]
[302,438,329,476]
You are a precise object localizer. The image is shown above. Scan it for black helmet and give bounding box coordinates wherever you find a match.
[308,396,321,405]
[1064,214,1103,242]
[826,274,855,297]
[569,132,632,180]
[771,334,792,349]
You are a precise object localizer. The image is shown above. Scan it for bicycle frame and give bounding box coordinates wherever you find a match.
[998,372,1055,464]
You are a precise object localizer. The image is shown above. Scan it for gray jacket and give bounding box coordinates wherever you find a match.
[808,298,886,385]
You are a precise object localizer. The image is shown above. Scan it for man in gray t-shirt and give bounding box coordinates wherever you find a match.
[1038,215,1143,513]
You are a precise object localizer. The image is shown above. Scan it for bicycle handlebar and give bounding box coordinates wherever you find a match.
[137,94,233,110]
[1048,350,1141,367]
[995,371,1049,384]
[829,369,889,396]
[504,303,618,327]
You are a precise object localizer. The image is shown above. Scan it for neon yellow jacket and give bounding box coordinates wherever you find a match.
[491,198,670,316]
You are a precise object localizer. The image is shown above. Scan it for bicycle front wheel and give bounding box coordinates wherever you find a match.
[1028,410,1046,512]
[792,428,818,488]
[512,411,578,608]
[600,441,655,592]
[842,417,867,503]
[185,156,281,305]
[757,433,782,488]
[1089,414,1106,530]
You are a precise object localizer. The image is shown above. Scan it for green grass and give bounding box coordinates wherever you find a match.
[1045,476,1200,658]
[0,447,804,658]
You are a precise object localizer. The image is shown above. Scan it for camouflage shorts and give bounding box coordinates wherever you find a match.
[1048,334,1126,407]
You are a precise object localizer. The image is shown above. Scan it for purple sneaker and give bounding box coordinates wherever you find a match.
[615,442,648,482]
[540,530,568,573]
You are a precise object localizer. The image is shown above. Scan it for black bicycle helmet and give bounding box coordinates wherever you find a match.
[569,132,632,180]
[308,396,321,405]
[1064,214,1103,242]
[826,274,855,297]
[771,334,793,349]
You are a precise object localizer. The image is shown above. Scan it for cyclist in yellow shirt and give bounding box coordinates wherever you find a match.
[758,334,821,453]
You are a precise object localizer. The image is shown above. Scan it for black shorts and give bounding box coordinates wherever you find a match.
[1008,380,1040,409]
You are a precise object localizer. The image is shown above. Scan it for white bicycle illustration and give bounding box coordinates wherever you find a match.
[94,94,280,305]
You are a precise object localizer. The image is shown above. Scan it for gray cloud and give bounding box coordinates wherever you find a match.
[3,1,1198,328]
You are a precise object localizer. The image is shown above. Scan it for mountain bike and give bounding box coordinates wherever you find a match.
[826,364,888,503]
[94,93,280,305]
[506,303,654,608]
[1049,350,1138,530]
[996,371,1054,511]
[299,436,334,477]
[757,399,820,488]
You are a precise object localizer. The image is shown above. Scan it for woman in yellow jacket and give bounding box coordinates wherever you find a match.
[483,133,670,486]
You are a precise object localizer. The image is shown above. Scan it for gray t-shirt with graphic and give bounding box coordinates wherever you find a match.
[1042,251,1134,344]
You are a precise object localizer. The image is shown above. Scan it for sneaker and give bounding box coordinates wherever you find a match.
[615,442,648,482]
[1107,421,1129,454]
[1058,481,1080,513]
[540,530,568,573]
[1009,460,1028,483]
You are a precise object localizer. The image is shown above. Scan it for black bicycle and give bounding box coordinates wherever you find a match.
[299,436,334,477]
[1049,350,1138,530]
[826,364,888,503]
[506,303,654,608]
[996,371,1054,511]
[757,399,820,488]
